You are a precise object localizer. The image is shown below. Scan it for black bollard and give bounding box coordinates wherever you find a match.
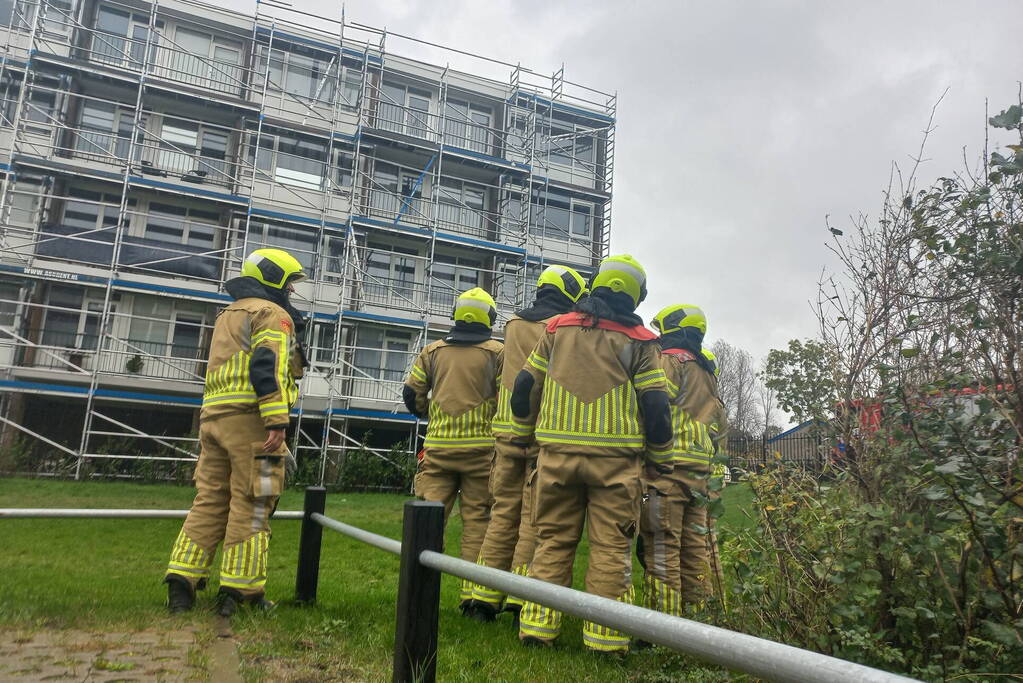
[295,486,326,604]
[392,500,444,683]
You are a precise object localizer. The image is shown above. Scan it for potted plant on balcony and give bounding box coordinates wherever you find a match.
[126,354,145,374]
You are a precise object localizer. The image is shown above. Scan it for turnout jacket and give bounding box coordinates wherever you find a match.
[511,312,674,461]
[405,338,504,451]
[660,348,725,470]
[201,296,303,429]
[491,315,549,447]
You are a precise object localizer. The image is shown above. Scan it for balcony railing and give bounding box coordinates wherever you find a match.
[363,187,429,225]
[84,31,248,98]
[13,328,206,382]
[356,275,426,313]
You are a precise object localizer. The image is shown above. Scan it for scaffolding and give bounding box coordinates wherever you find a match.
[0,0,618,483]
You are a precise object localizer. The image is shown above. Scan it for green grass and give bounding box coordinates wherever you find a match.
[0,478,754,682]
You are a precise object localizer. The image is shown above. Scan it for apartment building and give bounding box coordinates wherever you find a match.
[0,0,616,478]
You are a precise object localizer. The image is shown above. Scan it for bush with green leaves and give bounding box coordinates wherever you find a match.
[729,99,1022,678]
[332,443,415,493]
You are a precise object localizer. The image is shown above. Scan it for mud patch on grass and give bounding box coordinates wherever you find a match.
[0,628,205,681]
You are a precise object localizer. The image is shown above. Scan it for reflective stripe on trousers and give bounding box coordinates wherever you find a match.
[165,528,214,580]
[219,531,270,593]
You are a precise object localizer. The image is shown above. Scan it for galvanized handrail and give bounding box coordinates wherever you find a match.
[309,511,400,555]
[420,551,917,683]
[293,488,920,683]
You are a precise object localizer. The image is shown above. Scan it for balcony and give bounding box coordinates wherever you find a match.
[83,28,249,99]
[355,274,426,314]
[12,328,206,384]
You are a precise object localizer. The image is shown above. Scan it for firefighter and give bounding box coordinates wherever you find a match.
[165,248,308,616]
[511,255,673,653]
[638,304,724,618]
[403,287,503,611]
[468,265,588,623]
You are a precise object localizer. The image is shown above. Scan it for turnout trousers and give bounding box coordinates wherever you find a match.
[638,466,713,614]
[471,439,538,610]
[519,450,642,653]
[414,446,494,605]
[165,412,286,599]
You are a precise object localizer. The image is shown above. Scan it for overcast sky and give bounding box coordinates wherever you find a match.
[255,0,1021,360]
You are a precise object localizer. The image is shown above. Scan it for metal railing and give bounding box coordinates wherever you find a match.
[292,488,921,683]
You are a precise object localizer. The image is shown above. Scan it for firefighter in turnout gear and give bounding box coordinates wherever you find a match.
[165,249,308,616]
[468,265,588,623]
[638,304,725,617]
[511,255,674,653]
[403,287,504,611]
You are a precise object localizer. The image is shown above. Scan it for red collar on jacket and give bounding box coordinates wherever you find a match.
[660,347,698,362]
[546,312,657,341]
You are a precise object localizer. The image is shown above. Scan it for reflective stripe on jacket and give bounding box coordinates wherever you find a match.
[660,348,722,470]
[513,312,673,460]
[201,297,303,428]
[405,338,504,451]
[492,315,548,441]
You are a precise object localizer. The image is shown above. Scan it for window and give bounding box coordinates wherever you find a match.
[257,44,343,104]
[144,202,220,248]
[443,99,492,153]
[438,177,487,235]
[430,252,480,309]
[9,178,42,225]
[335,149,354,190]
[164,26,241,93]
[0,281,19,327]
[363,242,420,307]
[341,70,362,109]
[354,326,413,382]
[1,76,58,134]
[252,129,328,190]
[377,81,432,139]
[529,190,593,242]
[76,99,133,161]
[61,188,124,236]
[128,296,207,359]
[151,116,230,183]
[311,321,336,368]
[91,6,155,67]
[538,116,599,186]
[369,162,425,220]
[129,296,171,355]
[171,313,204,358]
[41,285,106,350]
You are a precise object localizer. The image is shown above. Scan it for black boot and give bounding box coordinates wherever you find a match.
[503,602,522,629]
[165,575,195,614]
[216,589,241,618]
[216,589,275,617]
[467,600,498,623]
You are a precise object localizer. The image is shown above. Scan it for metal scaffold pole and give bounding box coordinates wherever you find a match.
[74,0,161,480]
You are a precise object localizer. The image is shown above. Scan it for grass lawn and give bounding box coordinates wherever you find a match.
[0,477,754,682]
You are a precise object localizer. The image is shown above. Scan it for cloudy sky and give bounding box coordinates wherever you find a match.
[253,0,1021,360]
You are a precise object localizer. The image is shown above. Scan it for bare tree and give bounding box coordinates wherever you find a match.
[711,340,763,437]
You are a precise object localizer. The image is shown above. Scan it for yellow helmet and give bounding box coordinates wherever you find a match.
[453,287,497,328]
[702,348,719,377]
[536,264,587,302]
[651,304,707,336]
[591,254,647,307]
[241,248,307,289]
